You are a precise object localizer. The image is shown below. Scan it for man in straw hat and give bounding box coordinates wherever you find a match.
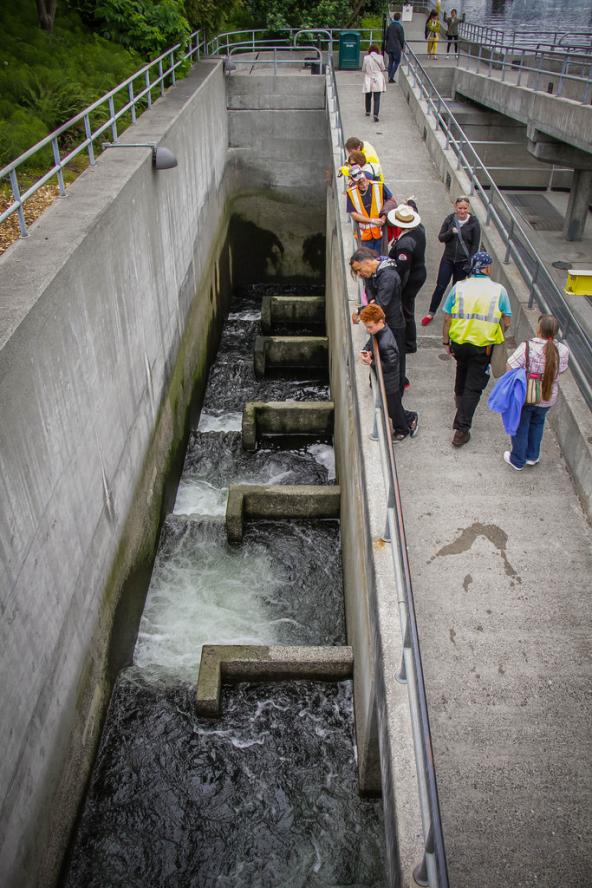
[387,201,426,358]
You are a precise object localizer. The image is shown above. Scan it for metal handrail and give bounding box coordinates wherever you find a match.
[0,30,206,237]
[460,21,592,52]
[402,43,592,409]
[368,334,449,888]
[226,44,323,76]
[326,49,450,887]
[454,43,592,105]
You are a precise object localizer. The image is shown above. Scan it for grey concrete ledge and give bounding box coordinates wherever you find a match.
[260,295,326,333]
[225,483,340,543]
[253,335,328,378]
[196,644,354,716]
[242,400,334,450]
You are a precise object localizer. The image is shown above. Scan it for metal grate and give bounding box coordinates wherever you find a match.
[507,193,564,231]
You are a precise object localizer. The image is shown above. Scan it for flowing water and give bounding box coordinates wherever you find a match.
[64,676,384,888]
[62,284,385,886]
[458,0,592,32]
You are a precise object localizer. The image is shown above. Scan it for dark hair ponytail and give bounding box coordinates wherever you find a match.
[538,314,559,401]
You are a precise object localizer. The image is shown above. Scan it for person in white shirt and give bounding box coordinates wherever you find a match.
[504,314,570,469]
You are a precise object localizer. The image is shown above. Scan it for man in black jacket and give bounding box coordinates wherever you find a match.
[422,196,481,326]
[388,201,426,355]
[350,247,408,394]
[358,304,418,440]
[385,13,405,82]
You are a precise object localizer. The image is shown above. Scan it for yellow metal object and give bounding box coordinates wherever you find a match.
[564,269,592,296]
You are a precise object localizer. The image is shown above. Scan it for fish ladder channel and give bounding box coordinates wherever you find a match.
[61,283,386,887]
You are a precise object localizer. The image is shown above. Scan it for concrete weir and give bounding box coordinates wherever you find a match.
[253,334,329,377]
[260,294,326,333]
[225,484,341,544]
[196,644,353,717]
[242,400,334,449]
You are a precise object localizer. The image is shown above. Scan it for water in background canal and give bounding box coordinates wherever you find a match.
[61,284,385,888]
[457,0,592,31]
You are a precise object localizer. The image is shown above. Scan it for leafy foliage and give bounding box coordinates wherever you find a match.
[0,4,143,167]
[93,0,190,56]
[239,0,352,30]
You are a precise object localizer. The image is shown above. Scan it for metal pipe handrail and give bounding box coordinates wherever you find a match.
[402,42,592,409]
[460,21,592,52]
[0,30,207,237]
[368,334,450,888]
[327,45,449,883]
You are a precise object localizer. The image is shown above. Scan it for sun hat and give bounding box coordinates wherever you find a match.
[387,204,421,229]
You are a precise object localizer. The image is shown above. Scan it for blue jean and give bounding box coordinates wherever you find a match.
[428,257,467,315]
[388,51,401,80]
[359,237,383,254]
[510,405,550,468]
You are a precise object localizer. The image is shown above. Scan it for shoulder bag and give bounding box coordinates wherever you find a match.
[524,340,542,404]
[455,222,474,275]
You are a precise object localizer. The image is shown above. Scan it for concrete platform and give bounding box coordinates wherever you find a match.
[337,43,592,888]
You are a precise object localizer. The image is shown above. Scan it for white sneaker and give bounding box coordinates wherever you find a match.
[526,457,540,466]
[504,451,523,471]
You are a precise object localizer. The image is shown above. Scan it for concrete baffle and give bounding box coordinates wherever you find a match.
[225,483,340,543]
[242,401,334,450]
[260,294,326,333]
[196,644,353,717]
[253,335,328,378]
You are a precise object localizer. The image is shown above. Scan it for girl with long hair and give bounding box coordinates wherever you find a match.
[504,315,570,469]
[425,11,441,59]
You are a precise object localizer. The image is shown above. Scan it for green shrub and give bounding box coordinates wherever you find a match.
[0,110,53,169]
[94,0,191,56]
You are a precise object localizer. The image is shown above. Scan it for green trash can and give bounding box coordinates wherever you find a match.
[339,31,361,70]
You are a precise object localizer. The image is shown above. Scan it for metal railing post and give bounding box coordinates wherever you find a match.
[169,51,176,84]
[504,218,515,264]
[51,138,66,196]
[108,96,118,142]
[84,114,95,166]
[528,263,540,309]
[157,61,163,98]
[9,169,27,237]
[128,82,136,124]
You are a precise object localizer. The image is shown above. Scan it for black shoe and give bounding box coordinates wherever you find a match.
[365,111,370,117]
[388,78,395,83]
[410,413,420,438]
[452,430,470,447]
[373,116,379,122]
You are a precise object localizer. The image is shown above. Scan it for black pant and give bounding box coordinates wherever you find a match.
[447,35,459,53]
[450,342,491,432]
[392,326,407,396]
[429,257,467,315]
[382,366,415,436]
[402,270,427,354]
[365,92,381,118]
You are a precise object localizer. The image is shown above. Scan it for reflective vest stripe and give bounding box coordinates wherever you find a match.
[348,182,383,240]
[455,293,500,323]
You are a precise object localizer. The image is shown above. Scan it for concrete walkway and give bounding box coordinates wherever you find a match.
[337,45,592,888]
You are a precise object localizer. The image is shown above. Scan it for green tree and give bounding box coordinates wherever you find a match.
[93,0,190,55]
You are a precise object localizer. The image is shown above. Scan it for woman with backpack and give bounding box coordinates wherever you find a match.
[503,314,570,470]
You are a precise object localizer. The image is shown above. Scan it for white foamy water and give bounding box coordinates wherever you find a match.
[198,411,242,432]
[134,534,287,678]
[173,479,227,518]
[228,310,261,321]
[309,444,336,481]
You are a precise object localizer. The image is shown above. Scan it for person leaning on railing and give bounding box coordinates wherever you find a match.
[344,136,383,182]
[345,166,394,255]
[358,304,419,441]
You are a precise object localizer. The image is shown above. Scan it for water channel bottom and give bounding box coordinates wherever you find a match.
[63,285,385,886]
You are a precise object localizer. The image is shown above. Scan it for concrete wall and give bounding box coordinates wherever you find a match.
[226,75,329,283]
[0,61,232,888]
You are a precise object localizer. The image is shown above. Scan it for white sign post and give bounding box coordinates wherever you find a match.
[402,4,413,21]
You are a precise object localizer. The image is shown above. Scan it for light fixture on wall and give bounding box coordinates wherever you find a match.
[101,142,178,170]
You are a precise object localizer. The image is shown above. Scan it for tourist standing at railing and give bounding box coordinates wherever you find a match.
[444,9,463,55]
[502,315,569,470]
[385,12,405,83]
[422,196,481,326]
[359,304,419,440]
[425,11,441,59]
[345,136,383,182]
[387,201,426,358]
[362,45,387,123]
[350,248,408,395]
[442,251,512,447]
[346,166,393,254]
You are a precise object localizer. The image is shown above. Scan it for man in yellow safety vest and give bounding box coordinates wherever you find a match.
[442,250,512,447]
[346,165,393,254]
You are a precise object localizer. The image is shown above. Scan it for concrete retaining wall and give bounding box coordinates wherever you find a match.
[0,61,231,888]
